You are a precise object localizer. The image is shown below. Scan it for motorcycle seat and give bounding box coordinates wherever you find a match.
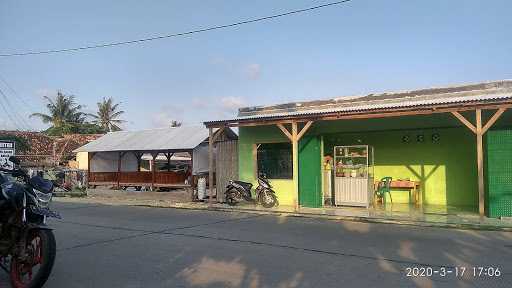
[233,181,253,191]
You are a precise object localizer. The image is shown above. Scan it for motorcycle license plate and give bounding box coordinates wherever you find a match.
[29,206,61,219]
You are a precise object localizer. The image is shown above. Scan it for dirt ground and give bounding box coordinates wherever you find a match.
[58,187,195,207]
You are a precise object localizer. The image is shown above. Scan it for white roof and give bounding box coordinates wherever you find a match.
[74,126,209,153]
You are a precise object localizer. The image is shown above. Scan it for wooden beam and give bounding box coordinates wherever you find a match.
[451,111,476,134]
[482,107,507,134]
[208,127,214,206]
[475,109,485,217]
[291,122,299,212]
[296,121,314,141]
[276,123,293,141]
[212,127,225,143]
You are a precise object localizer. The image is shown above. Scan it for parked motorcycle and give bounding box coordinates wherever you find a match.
[0,156,60,288]
[225,174,278,208]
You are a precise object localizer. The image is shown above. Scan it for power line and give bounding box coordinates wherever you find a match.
[0,0,353,57]
[0,87,31,130]
[0,88,24,130]
[0,74,37,113]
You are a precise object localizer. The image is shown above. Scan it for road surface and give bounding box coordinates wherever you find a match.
[1,202,511,287]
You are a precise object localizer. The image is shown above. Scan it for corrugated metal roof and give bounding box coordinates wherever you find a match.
[204,79,512,124]
[74,126,209,153]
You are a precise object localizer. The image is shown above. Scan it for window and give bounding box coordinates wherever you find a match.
[257,142,292,179]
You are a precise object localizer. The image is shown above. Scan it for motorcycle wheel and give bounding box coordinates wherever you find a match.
[260,190,277,208]
[226,195,238,206]
[10,229,56,288]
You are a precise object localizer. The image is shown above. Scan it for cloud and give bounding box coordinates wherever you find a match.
[191,98,209,109]
[245,64,261,80]
[220,96,245,111]
[150,105,184,128]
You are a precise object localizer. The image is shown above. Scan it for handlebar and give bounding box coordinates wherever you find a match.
[0,167,29,180]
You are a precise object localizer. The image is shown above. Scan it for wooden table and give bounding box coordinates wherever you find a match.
[375,180,421,204]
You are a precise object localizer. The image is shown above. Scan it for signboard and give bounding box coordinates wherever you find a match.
[0,141,15,170]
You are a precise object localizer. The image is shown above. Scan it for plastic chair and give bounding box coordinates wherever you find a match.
[376,177,393,203]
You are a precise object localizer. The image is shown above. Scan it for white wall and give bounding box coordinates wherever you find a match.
[90,152,138,172]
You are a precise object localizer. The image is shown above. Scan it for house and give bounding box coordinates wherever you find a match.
[74,125,237,191]
[204,80,512,218]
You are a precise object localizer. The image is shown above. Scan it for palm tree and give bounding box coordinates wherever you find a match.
[90,97,125,132]
[31,91,86,132]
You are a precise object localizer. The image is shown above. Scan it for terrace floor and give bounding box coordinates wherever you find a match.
[220,202,512,230]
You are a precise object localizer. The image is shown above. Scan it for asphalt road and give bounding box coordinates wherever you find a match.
[1,202,511,288]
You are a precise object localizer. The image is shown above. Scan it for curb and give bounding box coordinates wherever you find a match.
[54,198,512,232]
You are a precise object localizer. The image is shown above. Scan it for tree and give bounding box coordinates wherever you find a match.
[170,120,182,127]
[30,91,87,135]
[90,97,125,132]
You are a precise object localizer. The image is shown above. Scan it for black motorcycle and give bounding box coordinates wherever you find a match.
[225,174,278,208]
[0,156,60,288]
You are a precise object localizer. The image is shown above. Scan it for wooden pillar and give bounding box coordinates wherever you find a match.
[151,153,157,191]
[208,128,214,206]
[87,152,94,187]
[291,122,299,212]
[166,152,172,171]
[277,121,313,212]
[189,149,195,201]
[475,109,484,216]
[451,107,508,217]
[134,151,142,172]
[117,152,122,189]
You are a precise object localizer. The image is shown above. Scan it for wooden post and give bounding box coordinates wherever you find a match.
[208,128,214,206]
[451,107,508,217]
[87,152,94,187]
[134,151,142,172]
[166,151,172,171]
[476,109,484,217]
[292,122,299,212]
[117,152,122,189]
[276,121,314,212]
[151,153,157,191]
[189,150,195,201]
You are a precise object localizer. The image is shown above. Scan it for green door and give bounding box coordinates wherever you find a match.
[299,135,322,208]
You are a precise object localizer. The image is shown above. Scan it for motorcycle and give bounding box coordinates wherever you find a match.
[225,174,278,208]
[0,156,60,288]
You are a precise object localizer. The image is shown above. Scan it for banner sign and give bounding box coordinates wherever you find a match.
[0,141,16,170]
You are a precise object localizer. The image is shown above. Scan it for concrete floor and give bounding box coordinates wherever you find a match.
[1,202,511,288]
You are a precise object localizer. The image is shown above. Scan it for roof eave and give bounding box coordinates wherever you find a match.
[204,99,512,128]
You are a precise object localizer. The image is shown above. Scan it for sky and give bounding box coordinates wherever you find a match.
[0,0,511,131]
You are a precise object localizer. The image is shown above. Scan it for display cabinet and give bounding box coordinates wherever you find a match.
[333,145,374,207]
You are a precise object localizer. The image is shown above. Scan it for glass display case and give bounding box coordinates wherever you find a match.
[333,145,374,207]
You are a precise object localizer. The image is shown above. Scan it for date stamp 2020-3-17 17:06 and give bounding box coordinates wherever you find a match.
[405,266,503,278]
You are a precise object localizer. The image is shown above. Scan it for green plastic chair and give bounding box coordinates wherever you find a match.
[376,177,393,203]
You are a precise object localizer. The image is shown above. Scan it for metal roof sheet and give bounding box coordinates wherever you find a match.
[204,80,512,124]
[74,126,209,153]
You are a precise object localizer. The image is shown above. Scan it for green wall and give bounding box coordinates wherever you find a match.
[238,125,295,206]
[239,115,479,208]
[322,129,477,206]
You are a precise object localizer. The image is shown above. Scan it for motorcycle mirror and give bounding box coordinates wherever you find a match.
[9,156,20,165]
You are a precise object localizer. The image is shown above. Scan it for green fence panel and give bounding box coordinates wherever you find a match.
[486,129,512,218]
